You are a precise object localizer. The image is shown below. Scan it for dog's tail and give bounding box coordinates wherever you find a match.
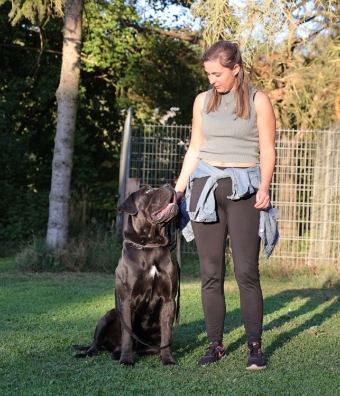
[73,344,91,351]
[73,344,92,358]
[73,344,105,358]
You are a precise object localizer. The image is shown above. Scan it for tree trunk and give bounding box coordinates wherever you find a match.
[46,0,84,249]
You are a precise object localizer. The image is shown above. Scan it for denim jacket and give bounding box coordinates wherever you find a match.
[179,160,279,259]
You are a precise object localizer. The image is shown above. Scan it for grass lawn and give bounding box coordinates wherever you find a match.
[1,257,340,396]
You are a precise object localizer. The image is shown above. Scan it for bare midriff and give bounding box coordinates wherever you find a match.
[202,159,257,168]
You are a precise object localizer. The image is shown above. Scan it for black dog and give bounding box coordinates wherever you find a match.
[73,184,179,365]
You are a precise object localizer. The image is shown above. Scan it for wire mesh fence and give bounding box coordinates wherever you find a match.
[128,123,340,267]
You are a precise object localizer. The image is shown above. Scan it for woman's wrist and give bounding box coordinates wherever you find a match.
[259,185,270,192]
[176,191,184,203]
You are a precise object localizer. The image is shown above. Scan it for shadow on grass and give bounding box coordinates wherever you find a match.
[172,283,340,364]
[1,270,339,368]
[67,283,340,364]
[261,289,339,360]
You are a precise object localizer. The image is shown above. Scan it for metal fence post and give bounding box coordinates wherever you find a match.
[116,107,133,236]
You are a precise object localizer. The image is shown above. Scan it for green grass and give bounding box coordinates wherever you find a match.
[1,257,340,396]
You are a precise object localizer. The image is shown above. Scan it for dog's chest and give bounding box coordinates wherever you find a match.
[131,261,175,309]
[148,265,160,278]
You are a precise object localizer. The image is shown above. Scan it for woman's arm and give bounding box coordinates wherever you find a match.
[175,92,206,200]
[254,91,276,209]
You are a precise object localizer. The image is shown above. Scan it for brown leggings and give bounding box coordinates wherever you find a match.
[190,176,263,344]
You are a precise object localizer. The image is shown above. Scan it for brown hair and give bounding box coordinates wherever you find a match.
[203,40,250,118]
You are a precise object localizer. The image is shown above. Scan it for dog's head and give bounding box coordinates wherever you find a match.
[118,184,179,246]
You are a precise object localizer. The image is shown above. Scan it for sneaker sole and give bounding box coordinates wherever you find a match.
[198,353,226,366]
[246,364,267,371]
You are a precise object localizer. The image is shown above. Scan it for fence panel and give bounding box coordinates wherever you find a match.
[128,124,340,267]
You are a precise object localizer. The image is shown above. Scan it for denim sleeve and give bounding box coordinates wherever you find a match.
[259,206,280,259]
[178,198,195,242]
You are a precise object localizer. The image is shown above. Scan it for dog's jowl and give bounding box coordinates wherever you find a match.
[73,184,179,366]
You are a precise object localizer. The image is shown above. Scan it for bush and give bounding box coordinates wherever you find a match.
[16,225,123,273]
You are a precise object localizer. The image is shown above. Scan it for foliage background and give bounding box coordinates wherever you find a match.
[0,0,206,252]
[0,0,339,256]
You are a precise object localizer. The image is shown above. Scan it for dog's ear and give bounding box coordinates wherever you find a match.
[118,186,152,215]
[118,194,138,215]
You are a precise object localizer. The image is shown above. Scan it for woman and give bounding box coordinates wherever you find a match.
[175,40,276,370]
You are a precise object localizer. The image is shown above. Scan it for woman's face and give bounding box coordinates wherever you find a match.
[204,60,240,93]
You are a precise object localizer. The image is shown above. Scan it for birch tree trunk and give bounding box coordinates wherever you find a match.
[46,0,84,249]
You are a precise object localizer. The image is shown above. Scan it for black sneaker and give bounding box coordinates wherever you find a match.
[198,341,226,366]
[246,342,266,370]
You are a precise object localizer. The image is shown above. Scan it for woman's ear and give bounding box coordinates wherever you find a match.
[233,64,241,76]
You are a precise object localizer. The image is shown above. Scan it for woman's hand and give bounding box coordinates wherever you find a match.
[176,191,184,204]
[254,187,270,209]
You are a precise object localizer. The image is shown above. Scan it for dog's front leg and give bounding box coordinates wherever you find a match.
[118,298,135,366]
[159,301,177,365]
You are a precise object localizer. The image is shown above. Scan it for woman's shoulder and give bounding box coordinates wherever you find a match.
[253,90,274,115]
[250,85,268,98]
[195,90,210,101]
[253,90,272,105]
[194,90,210,109]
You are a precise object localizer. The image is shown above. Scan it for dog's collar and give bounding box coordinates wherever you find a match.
[124,238,165,249]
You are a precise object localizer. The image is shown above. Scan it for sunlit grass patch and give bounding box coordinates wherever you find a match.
[1,258,340,395]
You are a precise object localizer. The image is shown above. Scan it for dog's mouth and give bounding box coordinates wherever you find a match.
[152,192,178,221]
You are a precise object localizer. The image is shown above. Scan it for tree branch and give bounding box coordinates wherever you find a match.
[119,20,203,45]
[0,43,96,64]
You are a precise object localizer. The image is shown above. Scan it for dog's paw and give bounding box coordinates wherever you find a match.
[160,355,177,366]
[119,346,134,365]
[110,346,121,361]
[119,355,134,366]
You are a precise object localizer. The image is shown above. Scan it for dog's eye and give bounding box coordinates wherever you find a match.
[145,188,153,194]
